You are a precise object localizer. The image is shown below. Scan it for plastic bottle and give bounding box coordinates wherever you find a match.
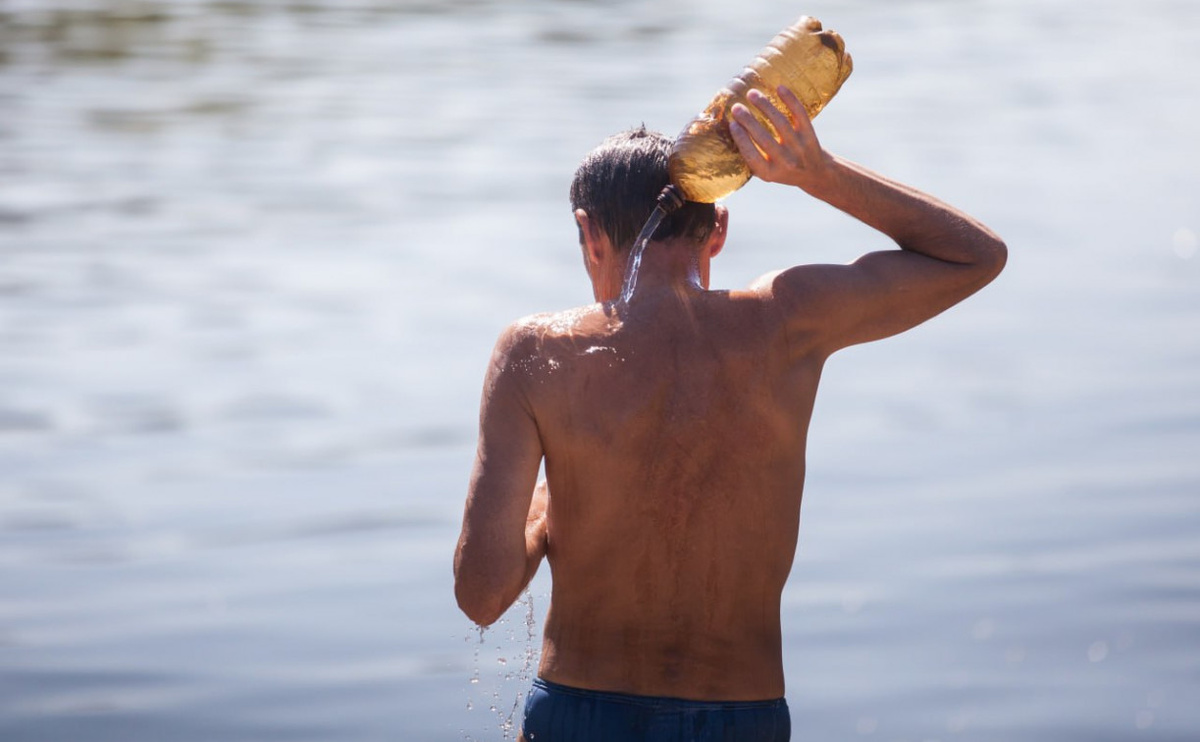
[667,16,853,203]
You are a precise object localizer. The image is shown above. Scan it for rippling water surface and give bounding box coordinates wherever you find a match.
[2,1,1198,740]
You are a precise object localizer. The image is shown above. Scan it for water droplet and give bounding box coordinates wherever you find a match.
[1087,640,1109,663]
[1135,710,1155,729]
[855,716,877,734]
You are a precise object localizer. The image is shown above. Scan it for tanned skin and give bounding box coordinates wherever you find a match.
[454,87,1006,703]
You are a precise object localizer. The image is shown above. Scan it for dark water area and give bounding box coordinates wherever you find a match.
[1,1,1198,740]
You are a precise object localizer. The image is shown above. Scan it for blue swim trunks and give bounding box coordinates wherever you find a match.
[521,677,790,742]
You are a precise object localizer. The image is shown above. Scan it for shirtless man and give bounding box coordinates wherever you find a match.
[454,86,1006,741]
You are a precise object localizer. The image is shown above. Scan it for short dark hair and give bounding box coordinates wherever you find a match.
[570,126,715,253]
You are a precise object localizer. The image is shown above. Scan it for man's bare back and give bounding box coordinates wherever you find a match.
[514,284,817,700]
[454,86,1005,738]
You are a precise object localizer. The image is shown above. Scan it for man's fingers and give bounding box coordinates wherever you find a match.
[776,86,817,140]
[733,100,788,158]
[728,114,770,174]
[746,89,799,147]
[731,102,773,144]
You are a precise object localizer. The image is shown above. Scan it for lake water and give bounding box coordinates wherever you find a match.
[1,1,1198,740]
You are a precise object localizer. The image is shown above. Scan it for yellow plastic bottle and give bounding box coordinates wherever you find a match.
[668,16,853,203]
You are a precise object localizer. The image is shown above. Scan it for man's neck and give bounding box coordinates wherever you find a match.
[595,238,706,303]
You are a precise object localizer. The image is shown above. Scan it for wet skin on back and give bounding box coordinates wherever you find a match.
[520,285,818,700]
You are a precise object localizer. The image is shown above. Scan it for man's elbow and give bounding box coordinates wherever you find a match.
[453,533,534,627]
[975,233,1007,283]
[990,234,1008,270]
[453,568,509,628]
[456,589,505,628]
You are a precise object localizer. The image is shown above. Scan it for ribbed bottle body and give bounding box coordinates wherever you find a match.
[668,16,853,203]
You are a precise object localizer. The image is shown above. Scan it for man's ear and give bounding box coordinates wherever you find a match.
[575,209,608,268]
[706,205,729,259]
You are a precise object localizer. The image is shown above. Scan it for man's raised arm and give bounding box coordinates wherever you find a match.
[454,324,547,627]
[731,86,1007,354]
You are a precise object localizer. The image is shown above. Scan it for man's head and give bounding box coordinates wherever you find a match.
[570,126,717,253]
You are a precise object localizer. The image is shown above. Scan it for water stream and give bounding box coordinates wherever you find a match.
[618,208,667,305]
[619,185,684,304]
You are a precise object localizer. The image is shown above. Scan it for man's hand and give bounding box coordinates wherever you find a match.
[729,86,832,193]
[527,479,549,562]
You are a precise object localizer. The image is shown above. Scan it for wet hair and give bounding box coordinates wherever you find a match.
[569,126,715,253]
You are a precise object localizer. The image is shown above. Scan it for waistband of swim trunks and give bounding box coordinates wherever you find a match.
[531,677,787,711]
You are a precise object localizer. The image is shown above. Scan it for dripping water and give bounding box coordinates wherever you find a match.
[619,185,686,305]
[462,589,541,741]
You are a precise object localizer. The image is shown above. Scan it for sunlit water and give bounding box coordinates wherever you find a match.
[1,1,1198,740]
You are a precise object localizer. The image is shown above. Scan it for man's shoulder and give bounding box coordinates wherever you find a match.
[744,264,857,329]
[509,304,608,339]
[745,264,832,299]
[491,304,607,356]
